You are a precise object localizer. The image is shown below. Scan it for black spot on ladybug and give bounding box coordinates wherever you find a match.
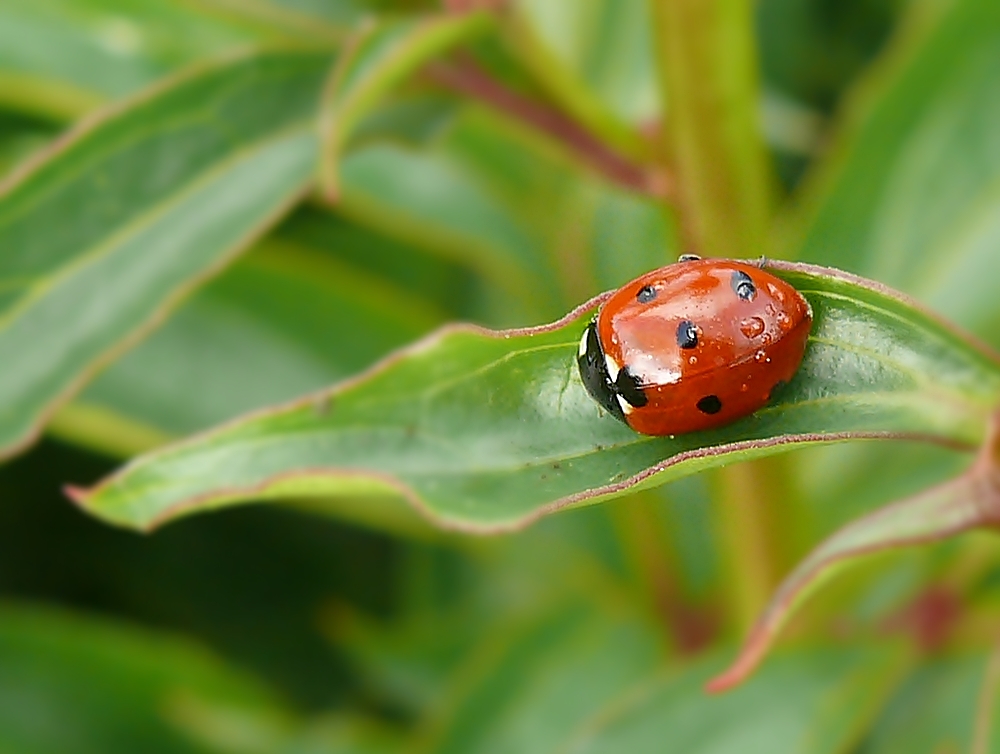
[616,367,648,408]
[732,270,756,301]
[767,380,788,403]
[636,285,656,303]
[678,253,702,262]
[676,320,698,349]
[697,395,722,414]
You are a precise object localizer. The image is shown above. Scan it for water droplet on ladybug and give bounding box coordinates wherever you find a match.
[740,383,749,392]
[754,350,767,363]
[777,311,792,331]
[767,282,785,302]
[740,316,766,339]
[688,355,698,365]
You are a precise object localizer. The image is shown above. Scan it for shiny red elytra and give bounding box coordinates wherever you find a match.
[578,256,812,436]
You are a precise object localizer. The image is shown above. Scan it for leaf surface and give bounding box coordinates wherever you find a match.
[73,262,1000,531]
[0,49,331,460]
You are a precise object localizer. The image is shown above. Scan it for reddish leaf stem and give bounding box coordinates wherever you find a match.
[424,58,671,198]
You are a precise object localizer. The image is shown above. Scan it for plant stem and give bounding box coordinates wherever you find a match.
[649,0,771,257]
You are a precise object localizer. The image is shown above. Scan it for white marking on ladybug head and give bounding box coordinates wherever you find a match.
[578,329,589,358]
[616,394,633,415]
[604,354,621,382]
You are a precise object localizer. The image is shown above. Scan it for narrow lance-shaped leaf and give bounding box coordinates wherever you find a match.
[0,49,332,460]
[72,262,1000,532]
[707,409,1000,693]
[318,11,494,199]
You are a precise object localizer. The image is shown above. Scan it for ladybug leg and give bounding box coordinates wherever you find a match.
[752,255,769,269]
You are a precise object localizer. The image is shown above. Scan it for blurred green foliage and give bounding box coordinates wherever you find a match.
[1,0,1000,752]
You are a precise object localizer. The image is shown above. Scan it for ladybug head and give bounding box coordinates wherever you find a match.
[577,319,646,425]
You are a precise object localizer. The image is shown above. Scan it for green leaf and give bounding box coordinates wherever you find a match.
[318,12,494,198]
[48,208,478,461]
[566,646,907,754]
[49,95,679,460]
[0,0,286,119]
[73,262,1000,532]
[793,0,1000,347]
[0,49,331,461]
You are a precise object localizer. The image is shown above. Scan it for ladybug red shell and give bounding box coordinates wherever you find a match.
[578,256,812,435]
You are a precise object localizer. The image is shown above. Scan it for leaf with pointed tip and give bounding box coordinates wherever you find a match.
[318,12,493,198]
[708,414,1000,692]
[0,49,332,461]
[71,262,1000,532]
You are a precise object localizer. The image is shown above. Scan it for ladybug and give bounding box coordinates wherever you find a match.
[578,256,812,435]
